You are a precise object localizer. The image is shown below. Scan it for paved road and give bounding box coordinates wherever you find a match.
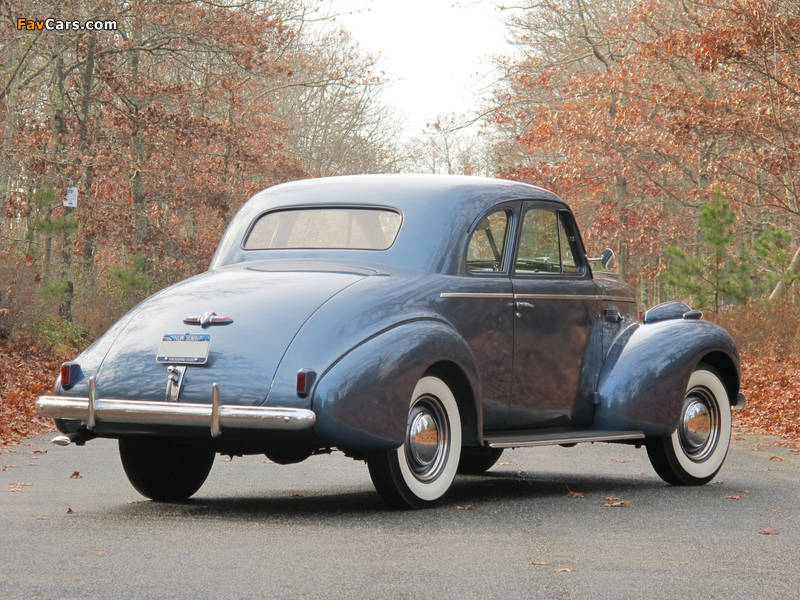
[1,432,798,600]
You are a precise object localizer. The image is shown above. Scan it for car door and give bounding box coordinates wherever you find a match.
[507,202,599,429]
[438,204,516,430]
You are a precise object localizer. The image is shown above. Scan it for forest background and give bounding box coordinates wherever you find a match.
[1,0,798,445]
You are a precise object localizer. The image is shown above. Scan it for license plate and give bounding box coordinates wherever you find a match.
[156,334,211,364]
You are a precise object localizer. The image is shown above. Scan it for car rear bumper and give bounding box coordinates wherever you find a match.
[36,380,315,439]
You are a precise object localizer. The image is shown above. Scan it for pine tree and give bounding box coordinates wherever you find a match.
[662,190,750,312]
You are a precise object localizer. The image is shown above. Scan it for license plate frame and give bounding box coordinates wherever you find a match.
[156,333,211,365]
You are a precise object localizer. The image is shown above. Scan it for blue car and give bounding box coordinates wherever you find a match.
[37,175,745,508]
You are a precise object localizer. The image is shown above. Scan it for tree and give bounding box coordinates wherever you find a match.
[662,190,750,311]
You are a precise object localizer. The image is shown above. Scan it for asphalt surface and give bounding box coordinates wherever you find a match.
[1,432,798,600]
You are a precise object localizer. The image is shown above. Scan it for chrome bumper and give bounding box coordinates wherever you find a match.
[36,377,315,438]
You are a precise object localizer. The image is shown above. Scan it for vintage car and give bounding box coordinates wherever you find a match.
[36,175,745,509]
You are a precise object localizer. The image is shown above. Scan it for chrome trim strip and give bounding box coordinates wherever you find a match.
[440,292,635,303]
[486,431,645,449]
[35,396,316,432]
[514,294,637,303]
[600,296,638,303]
[440,293,514,299]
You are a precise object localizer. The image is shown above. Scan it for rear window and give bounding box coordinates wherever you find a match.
[243,208,402,250]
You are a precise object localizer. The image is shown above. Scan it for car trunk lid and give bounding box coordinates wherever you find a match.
[94,266,364,406]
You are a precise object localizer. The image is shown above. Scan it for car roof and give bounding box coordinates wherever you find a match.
[210,174,566,274]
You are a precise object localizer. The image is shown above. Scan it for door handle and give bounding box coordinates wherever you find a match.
[603,308,622,323]
[516,301,535,309]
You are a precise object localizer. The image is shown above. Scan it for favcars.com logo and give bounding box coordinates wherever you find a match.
[17,18,118,31]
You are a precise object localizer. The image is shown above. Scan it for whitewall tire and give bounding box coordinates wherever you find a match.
[368,376,462,509]
[646,365,732,485]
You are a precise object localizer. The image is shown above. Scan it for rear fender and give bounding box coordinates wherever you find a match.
[594,319,740,436]
[311,320,480,451]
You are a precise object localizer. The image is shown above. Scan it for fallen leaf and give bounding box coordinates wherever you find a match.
[24,443,35,446]
[222,457,233,462]
[738,490,750,494]
[759,529,779,535]
[602,500,630,507]
[285,493,302,498]
[69,471,82,479]
[260,460,274,464]
[66,507,73,514]
[95,550,106,557]
[497,461,512,466]
[767,468,779,471]
[31,450,47,455]
[602,495,619,501]
[7,482,32,492]
[457,504,475,510]
[769,509,781,512]
[531,561,549,565]
[554,567,577,572]
[567,490,585,499]
[725,495,743,499]
[612,459,629,463]
[769,456,786,461]
[712,481,724,485]
[36,515,47,520]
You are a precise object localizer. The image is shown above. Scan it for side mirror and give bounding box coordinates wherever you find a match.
[601,248,616,270]
[588,248,617,271]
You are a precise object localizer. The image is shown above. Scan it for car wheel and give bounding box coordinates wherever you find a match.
[646,365,732,485]
[119,436,215,501]
[367,376,462,509]
[457,447,504,474]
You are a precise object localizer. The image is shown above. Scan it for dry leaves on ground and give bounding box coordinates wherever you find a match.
[602,500,631,507]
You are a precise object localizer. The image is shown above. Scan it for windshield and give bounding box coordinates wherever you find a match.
[243,208,403,250]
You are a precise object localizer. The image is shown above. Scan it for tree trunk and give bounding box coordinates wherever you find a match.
[129,16,147,249]
[769,243,800,300]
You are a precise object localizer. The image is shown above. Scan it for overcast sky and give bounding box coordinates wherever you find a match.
[330,0,510,137]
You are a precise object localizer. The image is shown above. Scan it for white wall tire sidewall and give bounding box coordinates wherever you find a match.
[670,369,731,479]
[396,376,462,502]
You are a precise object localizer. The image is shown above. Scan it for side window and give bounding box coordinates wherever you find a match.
[467,210,510,272]
[516,208,581,274]
[558,214,579,273]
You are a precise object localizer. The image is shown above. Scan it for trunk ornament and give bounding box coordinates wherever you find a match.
[183,311,233,327]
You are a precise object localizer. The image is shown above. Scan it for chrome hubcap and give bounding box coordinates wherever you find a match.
[405,395,449,482]
[679,389,719,462]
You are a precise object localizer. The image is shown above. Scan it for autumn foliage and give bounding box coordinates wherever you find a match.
[2,0,800,444]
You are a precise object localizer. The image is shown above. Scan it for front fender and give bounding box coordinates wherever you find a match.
[311,320,479,451]
[594,319,740,436]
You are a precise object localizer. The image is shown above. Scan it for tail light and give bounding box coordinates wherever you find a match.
[296,368,316,398]
[60,362,80,389]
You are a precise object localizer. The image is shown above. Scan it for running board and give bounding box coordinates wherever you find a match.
[485,430,646,449]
